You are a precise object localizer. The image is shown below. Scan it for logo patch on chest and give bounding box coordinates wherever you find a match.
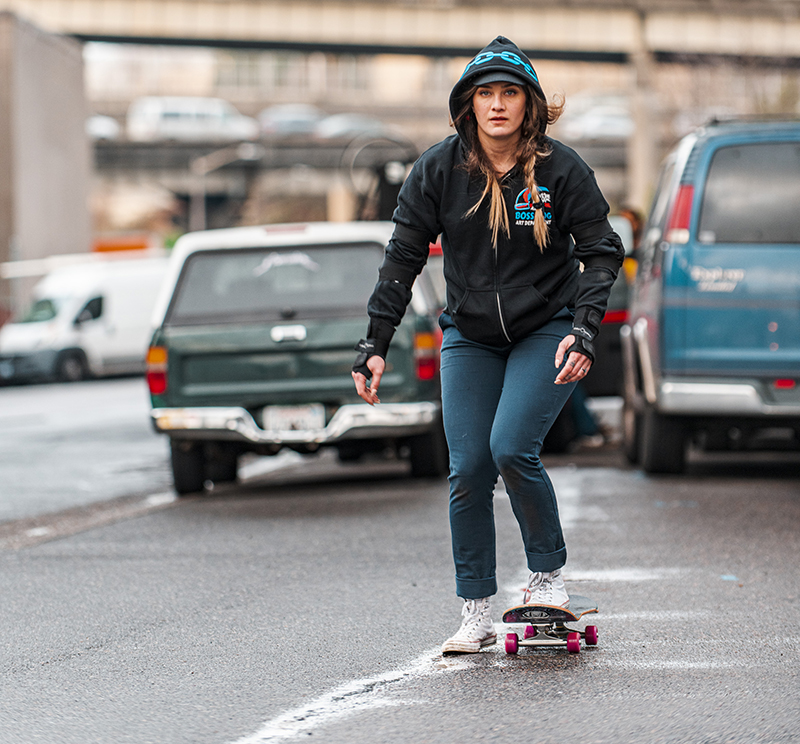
[514,187,552,227]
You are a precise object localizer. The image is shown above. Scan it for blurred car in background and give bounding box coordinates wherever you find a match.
[86,114,121,141]
[147,221,448,495]
[127,97,259,142]
[313,113,388,140]
[258,103,325,137]
[622,118,800,473]
[557,92,633,143]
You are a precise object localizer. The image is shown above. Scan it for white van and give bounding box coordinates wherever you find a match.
[0,258,168,383]
[126,97,259,142]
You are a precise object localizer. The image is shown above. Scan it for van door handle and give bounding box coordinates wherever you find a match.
[271,325,307,342]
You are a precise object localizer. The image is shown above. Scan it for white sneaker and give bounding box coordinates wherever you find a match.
[523,570,569,607]
[441,597,497,654]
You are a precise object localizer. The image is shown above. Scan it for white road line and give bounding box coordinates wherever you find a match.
[230,465,657,742]
[230,650,471,744]
[0,491,180,550]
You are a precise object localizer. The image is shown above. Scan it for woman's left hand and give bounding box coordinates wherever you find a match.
[554,334,592,385]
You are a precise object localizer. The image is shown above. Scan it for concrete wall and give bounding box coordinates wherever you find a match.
[0,12,91,320]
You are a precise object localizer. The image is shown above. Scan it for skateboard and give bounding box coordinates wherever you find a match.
[502,595,598,655]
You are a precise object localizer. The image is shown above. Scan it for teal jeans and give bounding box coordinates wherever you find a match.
[439,309,576,599]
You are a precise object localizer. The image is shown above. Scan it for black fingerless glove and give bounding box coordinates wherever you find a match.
[567,333,596,365]
[352,338,387,380]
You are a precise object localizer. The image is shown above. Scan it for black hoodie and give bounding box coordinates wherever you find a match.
[365,36,624,352]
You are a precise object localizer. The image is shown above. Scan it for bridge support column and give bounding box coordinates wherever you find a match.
[627,10,659,213]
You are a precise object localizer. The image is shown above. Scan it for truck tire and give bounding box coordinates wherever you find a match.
[170,440,207,495]
[55,350,88,382]
[409,417,449,478]
[622,400,641,464]
[205,443,238,484]
[640,407,686,474]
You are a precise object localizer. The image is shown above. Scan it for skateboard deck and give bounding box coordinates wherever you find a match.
[502,595,598,654]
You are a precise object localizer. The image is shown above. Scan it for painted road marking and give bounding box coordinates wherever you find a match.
[0,491,179,551]
[230,650,473,744]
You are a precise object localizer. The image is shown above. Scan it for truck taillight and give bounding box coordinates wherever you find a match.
[146,346,168,395]
[602,309,629,324]
[414,331,440,381]
[665,184,694,244]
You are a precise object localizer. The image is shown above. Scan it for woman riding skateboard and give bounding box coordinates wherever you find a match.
[352,36,623,654]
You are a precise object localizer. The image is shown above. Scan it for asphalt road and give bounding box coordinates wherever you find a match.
[1,379,799,743]
[0,377,172,522]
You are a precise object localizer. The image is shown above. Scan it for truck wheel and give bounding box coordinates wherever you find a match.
[170,440,207,495]
[641,407,686,474]
[409,417,449,478]
[56,351,88,382]
[622,400,641,464]
[206,444,238,484]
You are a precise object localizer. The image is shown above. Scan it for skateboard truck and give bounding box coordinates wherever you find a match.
[502,595,598,655]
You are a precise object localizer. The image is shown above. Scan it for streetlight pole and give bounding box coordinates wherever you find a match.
[188,143,265,232]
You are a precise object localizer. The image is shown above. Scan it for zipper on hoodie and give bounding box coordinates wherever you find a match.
[493,240,513,344]
[493,175,513,344]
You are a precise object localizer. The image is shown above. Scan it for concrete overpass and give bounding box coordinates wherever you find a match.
[2,0,800,65]
[5,0,800,210]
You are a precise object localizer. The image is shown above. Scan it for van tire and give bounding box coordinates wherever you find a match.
[170,440,207,495]
[622,401,641,464]
[641,408,686,474]
[55,351,88,382]
[409,418,449,478]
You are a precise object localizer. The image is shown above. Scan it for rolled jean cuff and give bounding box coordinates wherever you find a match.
[526,546,567,574]
[455,575,497,600]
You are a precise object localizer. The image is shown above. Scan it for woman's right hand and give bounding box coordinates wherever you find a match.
[352,355,385,405]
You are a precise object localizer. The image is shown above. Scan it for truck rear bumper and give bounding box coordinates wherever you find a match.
[659,379,800,416]
[151,401,441,444]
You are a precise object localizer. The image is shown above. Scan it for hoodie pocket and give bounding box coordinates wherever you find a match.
[451,288,504,344]
[499,284,549,337]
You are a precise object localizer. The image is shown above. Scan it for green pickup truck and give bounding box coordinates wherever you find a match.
[146,221,447,494]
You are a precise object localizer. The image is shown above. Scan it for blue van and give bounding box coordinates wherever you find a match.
[621,120,800,473]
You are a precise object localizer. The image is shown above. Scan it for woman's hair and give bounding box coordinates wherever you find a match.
[452,84,564,250]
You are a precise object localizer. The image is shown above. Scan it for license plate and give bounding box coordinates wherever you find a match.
[261,404,325,433]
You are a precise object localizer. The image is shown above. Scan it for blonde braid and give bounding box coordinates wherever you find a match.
[523,155,550,252]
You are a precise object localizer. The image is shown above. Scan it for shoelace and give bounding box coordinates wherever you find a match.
[457,599,491,640]
[524,572,553,604]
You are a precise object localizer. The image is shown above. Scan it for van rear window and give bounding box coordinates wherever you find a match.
[165,243,383,325]
[698,142,800,244]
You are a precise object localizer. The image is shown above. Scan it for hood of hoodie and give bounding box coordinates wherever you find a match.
[449,36,545,140]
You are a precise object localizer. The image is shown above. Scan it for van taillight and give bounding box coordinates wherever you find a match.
[146,346,168,395]
[414,331,440,381]
[665,185,694,244]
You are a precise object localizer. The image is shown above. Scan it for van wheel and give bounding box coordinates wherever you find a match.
[170,440,207,495]
[641,408,686,474]
[56,351,88,382]
[622,400,641,464]
[409,417,449,478]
